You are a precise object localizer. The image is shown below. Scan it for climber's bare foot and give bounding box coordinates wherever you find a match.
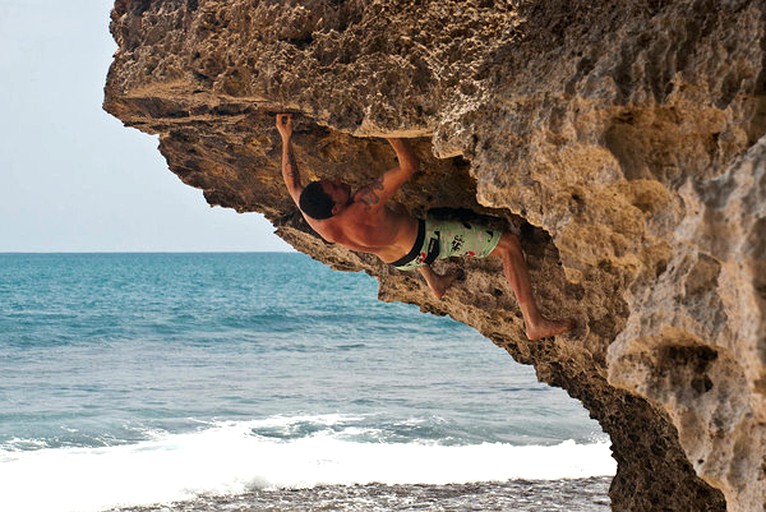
[525,317,576,340]
[428,269,462,299]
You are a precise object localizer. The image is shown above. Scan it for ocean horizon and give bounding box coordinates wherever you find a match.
[0,252,615,511]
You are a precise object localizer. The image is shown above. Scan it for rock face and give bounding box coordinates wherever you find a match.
[104,1,765,510]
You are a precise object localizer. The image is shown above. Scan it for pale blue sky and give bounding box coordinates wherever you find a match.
[0,0,291,252]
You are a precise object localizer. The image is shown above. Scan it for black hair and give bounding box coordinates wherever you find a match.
[299,181,334,219]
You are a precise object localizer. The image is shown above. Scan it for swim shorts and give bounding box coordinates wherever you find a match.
[391,218,502,271]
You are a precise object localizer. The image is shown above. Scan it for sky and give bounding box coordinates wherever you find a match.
[0,0,291,252]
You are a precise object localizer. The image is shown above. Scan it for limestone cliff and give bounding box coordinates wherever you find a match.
[104,1,765,510]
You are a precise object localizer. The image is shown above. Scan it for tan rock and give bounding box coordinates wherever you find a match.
[104,1,765,509]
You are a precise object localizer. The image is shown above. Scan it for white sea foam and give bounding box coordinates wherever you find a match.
[0,417,616,512]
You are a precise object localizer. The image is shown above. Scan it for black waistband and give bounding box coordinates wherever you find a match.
[390,219,426,268]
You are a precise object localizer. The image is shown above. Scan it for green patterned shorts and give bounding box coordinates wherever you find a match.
[391,218,502,271]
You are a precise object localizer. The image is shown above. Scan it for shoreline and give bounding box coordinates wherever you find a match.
[109,477,612,512]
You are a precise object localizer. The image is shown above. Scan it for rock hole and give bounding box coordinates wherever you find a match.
[684,254,721,297]
[131,0,151,16]
[569,192,585,215]
[287,35,314,49]
[658,344,718,374]
[690,375,714,395]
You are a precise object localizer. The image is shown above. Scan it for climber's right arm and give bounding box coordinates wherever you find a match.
[276,113,302,205]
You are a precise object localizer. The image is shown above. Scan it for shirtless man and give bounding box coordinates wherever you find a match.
[276,114,574,340]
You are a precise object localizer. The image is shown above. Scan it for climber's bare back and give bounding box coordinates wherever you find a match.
[305,183,420,263]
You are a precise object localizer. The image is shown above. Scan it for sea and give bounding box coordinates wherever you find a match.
[0,252,615,512]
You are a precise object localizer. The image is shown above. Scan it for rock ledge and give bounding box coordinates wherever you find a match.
[104,1,766,510]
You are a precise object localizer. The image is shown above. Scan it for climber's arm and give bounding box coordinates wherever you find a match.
[354,138,420,210]
[276,114,303,205]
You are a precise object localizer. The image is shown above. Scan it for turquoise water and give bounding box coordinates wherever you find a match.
[0,253,613,511]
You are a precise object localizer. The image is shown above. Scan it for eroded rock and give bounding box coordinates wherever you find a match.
[104,1,765,509]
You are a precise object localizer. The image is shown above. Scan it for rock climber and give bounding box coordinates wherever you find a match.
[276,113,575,340]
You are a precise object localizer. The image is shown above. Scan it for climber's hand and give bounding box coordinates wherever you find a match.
[276,113,292,141]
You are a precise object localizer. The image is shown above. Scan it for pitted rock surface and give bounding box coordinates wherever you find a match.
[104,1,765,510]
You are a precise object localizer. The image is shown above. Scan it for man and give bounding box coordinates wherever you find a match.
[276,114,574,340]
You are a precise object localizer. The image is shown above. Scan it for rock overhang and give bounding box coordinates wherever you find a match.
[104,1,765,510]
